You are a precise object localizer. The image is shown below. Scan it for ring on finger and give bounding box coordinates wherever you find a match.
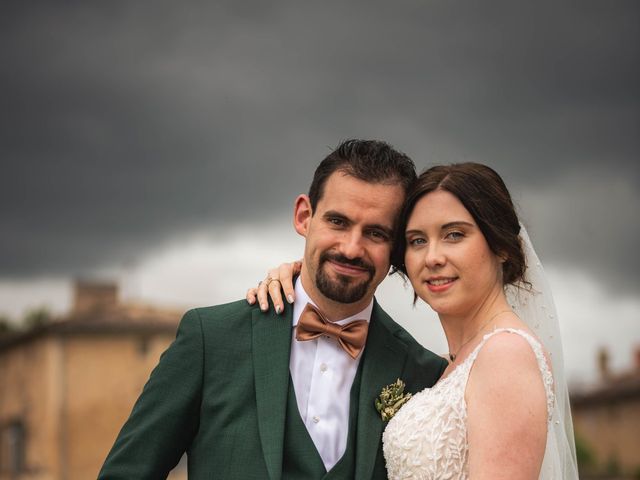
[265,276,281,287]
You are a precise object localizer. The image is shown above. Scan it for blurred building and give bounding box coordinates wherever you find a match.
[571,347,640,478]
[0,281,186,480]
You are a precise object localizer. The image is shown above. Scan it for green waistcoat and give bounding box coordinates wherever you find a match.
[282,364,363,480]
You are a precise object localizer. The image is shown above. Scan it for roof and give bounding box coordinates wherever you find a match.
[0,303,182,353]
[571,372,640,408]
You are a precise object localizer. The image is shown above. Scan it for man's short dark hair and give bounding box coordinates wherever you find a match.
[308,139,417,212]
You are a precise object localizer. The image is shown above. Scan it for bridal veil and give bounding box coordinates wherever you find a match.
[505,225,579,479]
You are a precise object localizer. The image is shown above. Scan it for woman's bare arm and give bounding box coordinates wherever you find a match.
[465,332,548,479]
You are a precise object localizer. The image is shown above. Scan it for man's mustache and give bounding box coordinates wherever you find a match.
[319,252,375,275]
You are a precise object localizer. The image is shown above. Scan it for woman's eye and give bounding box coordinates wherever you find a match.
[408,237,426,246]
[445,231,464,241]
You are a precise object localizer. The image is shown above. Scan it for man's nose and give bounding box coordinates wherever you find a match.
[339,231,365,259]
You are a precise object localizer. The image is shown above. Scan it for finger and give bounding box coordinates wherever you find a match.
[246,287,258,305]
[268,278,285,314]
[279,264,296,304]
[293,260,303,275]
[257,280,270,312]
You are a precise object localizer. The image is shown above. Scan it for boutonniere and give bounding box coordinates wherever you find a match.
[375,378,412,422]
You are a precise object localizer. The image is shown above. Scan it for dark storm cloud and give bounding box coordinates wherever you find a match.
[1,1,638,292]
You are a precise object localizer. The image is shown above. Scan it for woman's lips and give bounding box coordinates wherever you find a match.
[425,277,457,292]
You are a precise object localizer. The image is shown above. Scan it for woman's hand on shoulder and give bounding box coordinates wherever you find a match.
[466,332,548,480]
[246,260,302,314]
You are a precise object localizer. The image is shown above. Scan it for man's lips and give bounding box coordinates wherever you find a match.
[328,259,370,276]
[320,252,374,278]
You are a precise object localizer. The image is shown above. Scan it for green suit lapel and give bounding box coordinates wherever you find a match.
[355,301,408,480]
[252,305,294,480]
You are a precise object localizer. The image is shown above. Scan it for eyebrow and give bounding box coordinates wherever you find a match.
[405,220,475,236]
[324,210,394,237]
[441,221,475,230]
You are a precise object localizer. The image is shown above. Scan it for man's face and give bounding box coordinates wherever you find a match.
[294,171,405,316]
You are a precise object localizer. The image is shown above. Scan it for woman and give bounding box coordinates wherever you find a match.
[249,163,578,479]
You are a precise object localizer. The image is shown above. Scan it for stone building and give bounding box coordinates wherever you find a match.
[0,281,186,480]
[571,347,640,478]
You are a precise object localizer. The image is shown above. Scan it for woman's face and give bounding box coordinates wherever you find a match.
[404,189,504,317]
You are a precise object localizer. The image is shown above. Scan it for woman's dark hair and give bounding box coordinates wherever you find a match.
[391,163,526,287]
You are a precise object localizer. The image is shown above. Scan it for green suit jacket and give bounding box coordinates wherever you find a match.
[99,298,447,480]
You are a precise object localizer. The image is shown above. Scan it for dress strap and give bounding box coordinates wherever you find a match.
[466,328,555,420]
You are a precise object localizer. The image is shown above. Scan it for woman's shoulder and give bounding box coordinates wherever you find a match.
[469,327,549,387]
[464,328,551,423]
[478,327,541,358]
[464,333,551,477]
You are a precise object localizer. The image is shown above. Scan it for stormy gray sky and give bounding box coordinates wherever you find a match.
[1,1,639,383]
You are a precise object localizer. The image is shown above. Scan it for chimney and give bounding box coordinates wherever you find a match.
[597,347,610,382]
[73,280,118,314]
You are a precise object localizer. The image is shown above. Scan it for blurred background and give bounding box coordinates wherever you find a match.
[1,1,638,479]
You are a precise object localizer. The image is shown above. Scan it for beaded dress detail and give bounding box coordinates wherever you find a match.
[382,328,554,480]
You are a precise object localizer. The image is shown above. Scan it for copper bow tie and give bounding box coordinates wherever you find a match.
[296,303,369,359]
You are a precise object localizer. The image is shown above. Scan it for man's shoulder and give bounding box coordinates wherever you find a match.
[371,301,421,348]
[183,299,258,326]
[192,298,254,315]
[372,302,444,365]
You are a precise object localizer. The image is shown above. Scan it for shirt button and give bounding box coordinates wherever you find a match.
[320,363,328,372]
[312,416,320,423]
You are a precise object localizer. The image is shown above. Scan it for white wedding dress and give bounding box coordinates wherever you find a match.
[382,328,555,480]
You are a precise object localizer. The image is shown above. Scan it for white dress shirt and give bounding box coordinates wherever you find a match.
[289,278,373,471]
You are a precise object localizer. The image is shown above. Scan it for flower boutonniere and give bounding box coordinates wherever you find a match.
[375,378,412,422]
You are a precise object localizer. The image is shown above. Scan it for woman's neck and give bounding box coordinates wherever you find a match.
[439,288,512,358]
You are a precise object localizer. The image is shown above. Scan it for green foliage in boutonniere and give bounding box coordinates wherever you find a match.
[375,378,412,422]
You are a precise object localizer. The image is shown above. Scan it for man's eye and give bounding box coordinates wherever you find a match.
[328,218,345,226]
[368,230,389,241]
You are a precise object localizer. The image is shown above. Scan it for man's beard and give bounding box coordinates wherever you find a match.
[315,252,376,304]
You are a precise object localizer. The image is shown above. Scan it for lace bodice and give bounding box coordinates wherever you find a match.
[382,328,554,480]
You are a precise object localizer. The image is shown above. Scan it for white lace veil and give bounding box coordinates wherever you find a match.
[505,225,579,480]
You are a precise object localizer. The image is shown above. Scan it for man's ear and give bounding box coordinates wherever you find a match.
[293,194,312,237]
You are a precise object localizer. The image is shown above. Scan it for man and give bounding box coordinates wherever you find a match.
[99,139,447,479]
